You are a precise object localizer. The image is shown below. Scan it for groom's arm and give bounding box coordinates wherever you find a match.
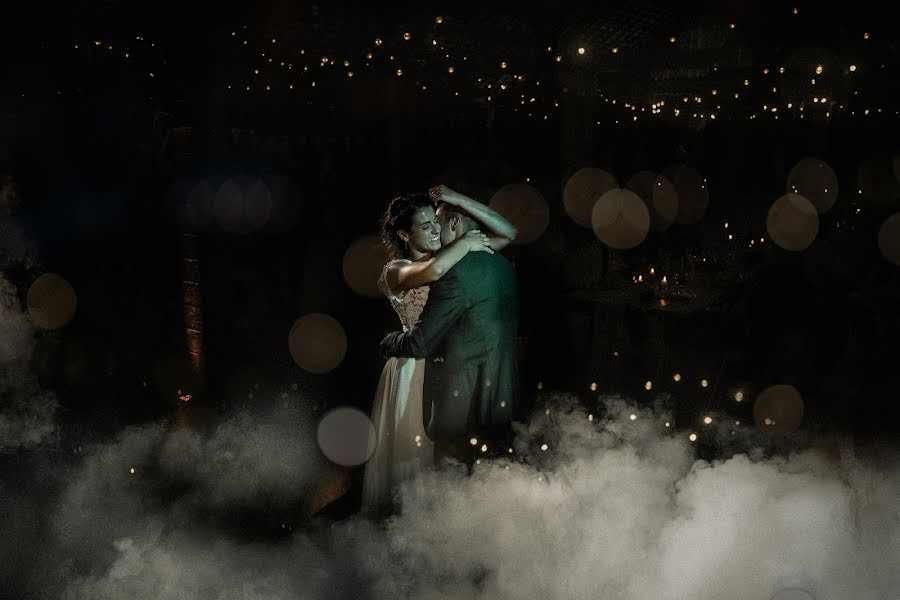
[380,270,468,359]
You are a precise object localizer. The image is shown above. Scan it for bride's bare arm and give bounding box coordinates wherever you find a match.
[429,185,518,251]
[385,230,493,292]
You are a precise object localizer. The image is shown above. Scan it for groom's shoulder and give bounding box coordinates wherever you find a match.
[455,251,512,278]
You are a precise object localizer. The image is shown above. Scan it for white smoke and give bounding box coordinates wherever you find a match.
[5,394,898,600]
[0,274,60,451]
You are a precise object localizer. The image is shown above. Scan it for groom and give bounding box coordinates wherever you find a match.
[379,202,520,463]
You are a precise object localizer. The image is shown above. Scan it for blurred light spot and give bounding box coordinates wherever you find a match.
[343,235,390,297]
[27,274,77,330]
[317,407,376,466]
[701,379,709,388]
[481,444,488,452]
[754,384,805,434]
[470,437,478,446]
[288,313,347,374]
[703,416,713,424]
[689,433,697,442]
[563,168,618,228]
[645,381,653,390]
[735,391,744,402]
[540,444,548,451]
[767,193,819,251]
[592,188,650,249]
[489,184,550,244]
[787,158,838,213]
[673,373,682,382]
[630,414,637,421]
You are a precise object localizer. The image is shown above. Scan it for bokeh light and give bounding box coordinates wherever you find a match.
[489,183,550,244]
[288,313,347,374]
[787,158,838,213]
[563,167,618,228]
[667,166,709,224]
[766,193,819,251]
[316,407,376,466]
[754,384,805,434]
[877,213,900,266]
[342,235,390,297]
[591,188,650,249]
[27,273,77,330]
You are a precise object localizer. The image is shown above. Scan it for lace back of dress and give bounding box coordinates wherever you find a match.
[379,259,429,332]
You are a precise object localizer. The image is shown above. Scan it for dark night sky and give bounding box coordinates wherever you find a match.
[1,3,899,600]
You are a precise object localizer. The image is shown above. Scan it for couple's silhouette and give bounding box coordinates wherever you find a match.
[361,187,520,516]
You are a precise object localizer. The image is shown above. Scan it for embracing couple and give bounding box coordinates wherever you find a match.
[361,185,520,516]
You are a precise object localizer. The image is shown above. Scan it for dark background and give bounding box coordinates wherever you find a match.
[1,0,898,457]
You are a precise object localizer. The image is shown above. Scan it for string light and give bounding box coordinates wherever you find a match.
[703,416,713,425]
[689,433,697,442]
[577,47,585,55]
[673,373,682,382]
[540,444,548,451]
[735,391,744,402]
[403,32,411,41]
[645,381,653,391]
[701,379,709,388]
[850,64,857,72]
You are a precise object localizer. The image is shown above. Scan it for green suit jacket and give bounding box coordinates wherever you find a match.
[379,251,520,442]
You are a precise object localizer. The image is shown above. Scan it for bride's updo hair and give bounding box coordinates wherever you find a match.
[379,192,432,259]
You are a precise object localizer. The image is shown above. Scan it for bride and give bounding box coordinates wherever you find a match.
[361,185,517,516]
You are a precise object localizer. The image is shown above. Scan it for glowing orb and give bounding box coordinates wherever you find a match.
[27,274,77,330]
[787,157,838,213]
[288,313,347,374]
[563,168,618,228]
[317,407,376,466]
[591,188,650,249]
[767,194,819,251]
[342,235,390,297]
[754,384,805,434]
[489,183,549,244]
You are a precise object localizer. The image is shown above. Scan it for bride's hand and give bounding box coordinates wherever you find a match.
[429,184,463,207]
[460,230,494,254]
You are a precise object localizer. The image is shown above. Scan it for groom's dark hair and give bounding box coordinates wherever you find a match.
[437,203,479,234]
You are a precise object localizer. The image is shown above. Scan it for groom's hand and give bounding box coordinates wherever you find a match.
[379,331,401,358]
